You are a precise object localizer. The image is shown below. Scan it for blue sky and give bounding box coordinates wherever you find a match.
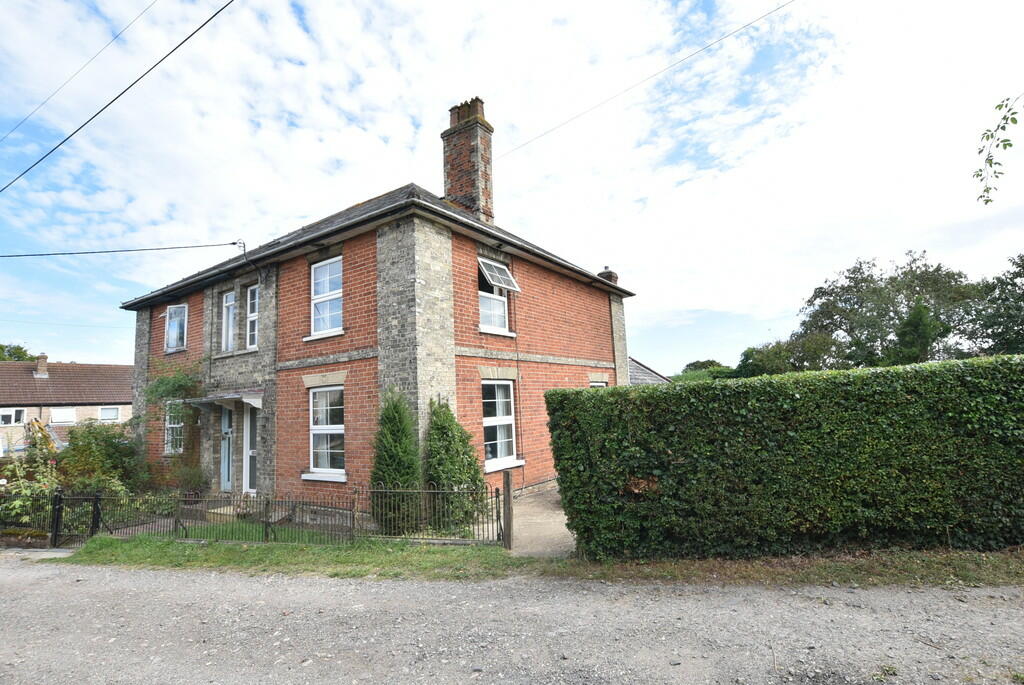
[1,0,1023,376]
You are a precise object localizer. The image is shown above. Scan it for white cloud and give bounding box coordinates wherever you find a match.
[0,0,1022,371]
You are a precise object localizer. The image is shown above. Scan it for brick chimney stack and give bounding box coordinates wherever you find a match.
[33,353,48,379]
[597,266,619,284]
[441,97,494,224]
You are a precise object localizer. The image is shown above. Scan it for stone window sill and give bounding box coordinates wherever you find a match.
[301,471,347,483]
[212,348,258,360]
[484,457,525,474]
[302,329,345,343]
[163,347,187,355]
[479,327,517,338]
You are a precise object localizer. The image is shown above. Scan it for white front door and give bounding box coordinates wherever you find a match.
[220,408,233,492]
[243,405,258,493]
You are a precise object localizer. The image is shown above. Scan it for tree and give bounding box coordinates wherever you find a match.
[0,344,34,361]
[683,359,723,372]
[424,399,486,532]
[798,252,982,367]
[735,340,796,378]
[370,389,421,534]
[884,299,947,365]
[969,254,1024,354]
[974,94,1021,204]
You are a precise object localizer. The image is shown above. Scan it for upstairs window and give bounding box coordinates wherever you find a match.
[221,291,237,352]
[311,256,343,335]
[164,304,188,352]
[50,407,76,424]
[246,285,259,349]
[0,408,25,425]
[99,406,120,422]
[477,257,520,335]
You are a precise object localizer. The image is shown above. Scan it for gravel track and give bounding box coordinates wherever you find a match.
[0,555,1021,684]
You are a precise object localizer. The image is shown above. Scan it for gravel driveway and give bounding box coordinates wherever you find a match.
[1,555,1021,684]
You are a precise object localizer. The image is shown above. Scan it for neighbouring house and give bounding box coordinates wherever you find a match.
[628,357,671,385]
[0,354,133,456]
[122,98,633,497]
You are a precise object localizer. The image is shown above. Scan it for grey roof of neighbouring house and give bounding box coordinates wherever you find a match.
[628,357,671,385]
[122,183,633,310]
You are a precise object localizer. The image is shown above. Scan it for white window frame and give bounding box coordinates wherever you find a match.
[164,304,188,352]
[246,284,259,350]
[221,291,237,352]
[0,408,25,426]
[589,381,608,388]
[477,257,521,292]
[481,380,523,473]
[477,258,518,337]
[164,401,185,455]
[307,385,345,478]
[309,256,343,338]
[99,406,120,422]
[49,407,76,424]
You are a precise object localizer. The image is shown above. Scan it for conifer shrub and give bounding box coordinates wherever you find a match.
[370,389,421,535]
[424,399,487,533]
[546,356,1024,560]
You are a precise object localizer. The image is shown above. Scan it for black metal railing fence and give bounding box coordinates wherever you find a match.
[0,481,509,549]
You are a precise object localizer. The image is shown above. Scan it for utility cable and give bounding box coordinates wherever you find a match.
[0,240,241,258]
[0,0,161,146]
[0,0,237,195]
[497,0,797,159]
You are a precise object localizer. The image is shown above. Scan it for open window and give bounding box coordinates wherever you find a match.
[477,257,520,336]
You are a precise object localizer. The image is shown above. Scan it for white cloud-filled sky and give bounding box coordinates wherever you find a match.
[0,0,1022,374]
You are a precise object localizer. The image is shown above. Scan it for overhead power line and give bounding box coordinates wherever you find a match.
[0,0,161,147]
[0,240,241,258]
[497,0,798,159]
[0,0,236,195]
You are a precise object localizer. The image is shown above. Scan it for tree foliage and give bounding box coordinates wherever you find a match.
[970,254,1024,355]
[683,359,723,372]
[974,94,1021,204]
[0,344,34,361]
[884,299,947,365]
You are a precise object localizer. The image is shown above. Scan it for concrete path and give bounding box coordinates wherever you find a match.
[510,487,575,558]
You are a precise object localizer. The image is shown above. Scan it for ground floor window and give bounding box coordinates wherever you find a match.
[482,380,517,466]
[309,386,344,472]
[164,402,185,454]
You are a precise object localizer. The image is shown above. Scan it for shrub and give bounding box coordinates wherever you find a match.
[61,420,147,492]
[370,389,421,534]
[424,399,486,532]
[546,356,1024,560]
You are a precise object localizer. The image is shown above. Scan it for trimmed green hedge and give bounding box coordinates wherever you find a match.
[546,356,1024,559]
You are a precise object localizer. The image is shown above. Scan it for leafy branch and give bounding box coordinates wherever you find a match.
[974,94,1021,204]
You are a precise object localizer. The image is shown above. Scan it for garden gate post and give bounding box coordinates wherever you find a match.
[502,470,513,550]
[88,492,102,538]
[48,489,64,548]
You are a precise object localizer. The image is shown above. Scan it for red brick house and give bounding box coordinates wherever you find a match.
[122,98,632,496]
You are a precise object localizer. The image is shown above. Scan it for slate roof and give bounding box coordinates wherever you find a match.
[122,183,633,310]
[0,362,133,406]
[628,357,671,385]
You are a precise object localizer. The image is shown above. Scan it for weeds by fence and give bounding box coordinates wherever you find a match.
[0,483,508,549]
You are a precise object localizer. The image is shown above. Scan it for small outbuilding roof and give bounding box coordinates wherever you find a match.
[628,357,671,385]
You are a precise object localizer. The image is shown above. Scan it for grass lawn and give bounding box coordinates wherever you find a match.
[164,521,342,545]
[56,535,1024,586]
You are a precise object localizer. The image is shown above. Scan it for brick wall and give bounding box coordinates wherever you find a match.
[456,357,609,489]
[276,231,377,364]
[452,233,616,363]
[274,357,378,497]
[143,291,205,479]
